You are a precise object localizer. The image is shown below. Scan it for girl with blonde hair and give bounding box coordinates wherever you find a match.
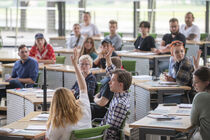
[80,37,98,60]
[46,48,92,140]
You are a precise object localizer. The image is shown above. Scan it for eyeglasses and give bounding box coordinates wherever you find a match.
[79,63,90,66]
[19,51,28,54]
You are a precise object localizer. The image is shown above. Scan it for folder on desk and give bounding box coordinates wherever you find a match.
[25,125,46,131]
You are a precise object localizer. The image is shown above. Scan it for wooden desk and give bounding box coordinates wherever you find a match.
[0,48,19,63]
[129,78,191,123]
[3,63,105,90]
[2,112,46,139]
[117,51,170,76]
[129,105,193,140]
[6,88,54,124]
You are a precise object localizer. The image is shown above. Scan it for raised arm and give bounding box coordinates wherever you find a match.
[71,48,87,93]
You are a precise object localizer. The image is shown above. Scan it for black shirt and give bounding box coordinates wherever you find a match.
[134,36,156,51]
[162,32,186,46]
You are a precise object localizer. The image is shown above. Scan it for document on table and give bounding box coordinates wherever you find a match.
[132,75,152,80]
[30,113,49,121]
[178,104,192,108]
[25,125,46,131]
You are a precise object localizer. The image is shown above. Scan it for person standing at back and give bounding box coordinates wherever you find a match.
[180,12,200,42]
[80,12,100,37]
[104,20,122,51]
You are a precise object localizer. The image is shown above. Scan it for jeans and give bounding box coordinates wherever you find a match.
[7,80,25,89]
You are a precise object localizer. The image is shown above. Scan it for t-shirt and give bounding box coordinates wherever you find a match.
[162,32,186,46]
[46,91,92,140]
[80,23,100,37]
[180,24,200,42]
[134,36,156,51]
[104,34,122,51]
[66,34,85,49]
[191,91,210,140]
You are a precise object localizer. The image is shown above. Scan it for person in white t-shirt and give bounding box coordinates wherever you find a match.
[46,48,92,140]
[66,24,85,49]
[80,12,100,37]
[180,12,200,42]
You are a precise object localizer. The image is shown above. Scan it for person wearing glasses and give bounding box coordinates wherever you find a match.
[191,66,210,140]
[71,55,97,103]
[66,24,85,49]
[80,12,101,37]
[29,33,56,64]
[79,37,98,60]
[6,44,39,88]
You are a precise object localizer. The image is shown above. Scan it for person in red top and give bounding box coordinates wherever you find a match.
[30,33,56,64]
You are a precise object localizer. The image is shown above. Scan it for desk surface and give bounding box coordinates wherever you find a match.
[186,40,210,45]
[2,112,46,139]
[7,88,54,104]
[129,104,193,132]
[134,80,191,91]
[3,63,106,75]
[54,48,74,54]
[116,51,170,59]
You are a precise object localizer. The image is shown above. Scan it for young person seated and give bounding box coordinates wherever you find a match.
[66,23,85,49]
[134,21,157,52]
[93,38,117,69]
[46,48,92,140]
[6,44,39,88]
[165,40,194,86]
[104,20,122,51]
[79,37,98,60]
[191,66,210,140]
[80,12,100,37]
[71,55,97,103]
[100,48,132,140]
[29,33,56,64]
[91,56,122,119]
[154,18,186,75]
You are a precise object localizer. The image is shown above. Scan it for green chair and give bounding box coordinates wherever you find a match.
[33,72,42,88]
[56,56,66,64]
[95,82,102,94]
[200,33,208,41]
[138,33,157,39]
[70,125,110,140]
[122,60,138,75]
[104,32,123,38]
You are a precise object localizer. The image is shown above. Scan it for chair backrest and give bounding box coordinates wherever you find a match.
[122,60,136,75]
[56,56,66,64]
[70,125,110,140]
[104,32,123,38]
[138,33,157,39]
[33,71,42,88]
[200,33,208,41]
[95,82,102,94]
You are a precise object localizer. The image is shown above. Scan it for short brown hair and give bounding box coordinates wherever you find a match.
[18,44,27,51]
[111,57,122,69]
[193,66,210,90]
[109,20,118,27]
[186,12,194,19]
[169,18,179,23]
[112,69,132,91]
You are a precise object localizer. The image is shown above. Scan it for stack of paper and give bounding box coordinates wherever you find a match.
[178,104,192,108]
[0,128,14,134]
[148,114,181,120]
[30,113,49,121]
[133,75,152,81]
[25,125,46,131]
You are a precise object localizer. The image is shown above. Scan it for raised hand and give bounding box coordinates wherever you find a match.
[193,49,202,70]
[71,48,79,66]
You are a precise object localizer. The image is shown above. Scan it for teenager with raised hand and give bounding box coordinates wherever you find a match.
[46,48,91,140]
